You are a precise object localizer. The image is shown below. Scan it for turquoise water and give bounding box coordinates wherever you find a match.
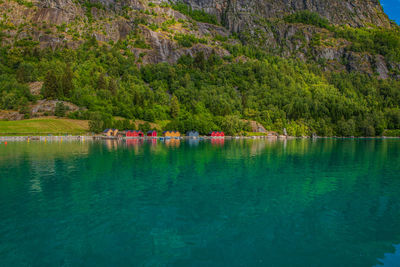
[0,139,400,266]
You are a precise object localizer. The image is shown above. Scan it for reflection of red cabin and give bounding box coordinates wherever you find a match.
[209,131,225,137]
[126,130,144,137]
[147,130,157,137]
[211,138,225,146]
[126,139,143,146]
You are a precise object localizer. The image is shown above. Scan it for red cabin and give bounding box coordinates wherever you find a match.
[147,130,157,137]
[126,130,144,137]
[209,131,225,137]
[209,131,218,137]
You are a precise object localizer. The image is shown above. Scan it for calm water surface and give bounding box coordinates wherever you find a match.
[0,139,400,266]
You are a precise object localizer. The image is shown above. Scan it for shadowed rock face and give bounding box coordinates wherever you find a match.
[36,0,84,24]
[36,0,390,29]
[172,0,390,30]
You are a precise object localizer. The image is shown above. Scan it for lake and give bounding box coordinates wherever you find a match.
[0,139,400,266]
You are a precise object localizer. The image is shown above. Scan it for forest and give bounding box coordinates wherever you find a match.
[0,33,400,136]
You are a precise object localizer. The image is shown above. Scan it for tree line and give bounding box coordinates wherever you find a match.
[0,38,399,136]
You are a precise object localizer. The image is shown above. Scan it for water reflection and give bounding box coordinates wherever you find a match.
[211,138,225,146]
[165,138,181,147]
[147,138,158,146]
[104,139,119,150]
[187,138,200,147]
[125,138,144,147]
[0,139,399,266]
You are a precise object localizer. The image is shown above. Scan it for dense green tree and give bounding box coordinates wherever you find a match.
[109,79,118,95]
[61,65,74,98]
[194,52,206,70]
[97,73,107,91]
[16,63,36,83]
[139,122,151,132]
[55,102,67,117]
[42,70,59,99]
[0,36,398,136]
[170,95,180,118]
[89,112,105,133]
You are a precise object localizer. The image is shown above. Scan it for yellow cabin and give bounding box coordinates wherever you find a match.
[163,131,180,137]
[103,129,119,136]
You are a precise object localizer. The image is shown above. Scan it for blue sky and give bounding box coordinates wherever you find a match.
[380,0,400,24]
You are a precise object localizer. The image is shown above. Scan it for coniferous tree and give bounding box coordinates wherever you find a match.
[16,63,35,83]
[194,51,206,70]
[97,73,107,91]
[42,70,58,99]
[122,119,131,130]
[55,102,66,117]
[170,95,180,118]
[89,112,104,133]
[61,64,74,98]
[108,79,118,95]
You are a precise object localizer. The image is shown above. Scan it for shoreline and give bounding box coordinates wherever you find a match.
[0,135,399,142]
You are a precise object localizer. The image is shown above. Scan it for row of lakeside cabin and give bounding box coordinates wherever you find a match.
[122,130,158,137]
[103,129,224,138]
[126,130,144,137]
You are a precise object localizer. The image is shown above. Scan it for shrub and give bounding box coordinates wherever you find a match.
[174,33,206,47]
[171,2,219,25]
[334,27,400,61]
[285,11,331,29]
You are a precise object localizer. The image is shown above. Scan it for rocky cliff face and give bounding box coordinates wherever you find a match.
[170,0,395,78]
[0,0,397,78]
[173,0,390,30]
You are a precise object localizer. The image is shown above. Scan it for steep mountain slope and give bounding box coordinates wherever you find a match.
[0,0,399,136]
[1,0,398,75]
[179,0,391,29]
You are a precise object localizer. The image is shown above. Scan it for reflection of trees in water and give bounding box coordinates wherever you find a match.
[1,140,400,266]
[114,139,400,266]
[0,141,91,194]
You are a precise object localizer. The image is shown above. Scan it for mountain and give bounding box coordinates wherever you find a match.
[0,0,399,136]
[2,0,398,75]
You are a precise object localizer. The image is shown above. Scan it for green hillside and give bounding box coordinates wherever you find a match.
[0,0,399,136]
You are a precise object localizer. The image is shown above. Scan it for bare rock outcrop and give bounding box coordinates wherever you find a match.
[169,0,391,30]
[30,100,80,117]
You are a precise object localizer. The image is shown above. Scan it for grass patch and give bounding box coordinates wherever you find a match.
[0,118,89,135]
